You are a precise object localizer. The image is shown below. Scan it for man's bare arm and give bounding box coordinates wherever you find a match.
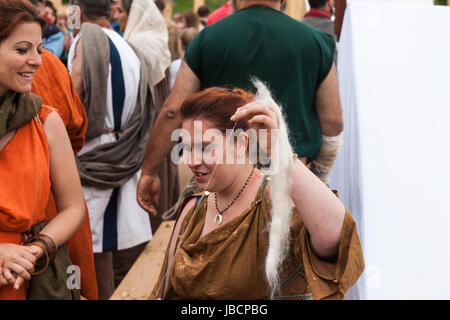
[137,61,200,215]
[141,61,201,176]
[315,63,343,136]
[311,63,344,185]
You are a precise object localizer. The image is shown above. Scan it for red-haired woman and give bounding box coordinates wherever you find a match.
[0,0,85,299]
[150,84,364,300]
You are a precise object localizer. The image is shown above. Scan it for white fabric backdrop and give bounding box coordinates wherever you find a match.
[329,2,450,299]
[348,0,433,5]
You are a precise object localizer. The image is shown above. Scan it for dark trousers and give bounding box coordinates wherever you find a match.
[94,242,148,300]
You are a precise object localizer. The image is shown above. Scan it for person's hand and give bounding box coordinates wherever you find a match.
[231,102,280,158]
[12,276,26,290]
[0,256,33,290]
[137,174,161,216]
[11,245,41,290]
[0,259,27,290]
[0,243,37,285]
[0,259,8,287]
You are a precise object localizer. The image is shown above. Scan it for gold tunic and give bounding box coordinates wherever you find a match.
[150,178,364,300]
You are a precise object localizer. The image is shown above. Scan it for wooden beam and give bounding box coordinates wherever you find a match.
[164,0,174,19]
[110,221,175,300]
[334,0,347,40]
[285,0,306,21]
[193,0,206,13]
[52,0,64,11]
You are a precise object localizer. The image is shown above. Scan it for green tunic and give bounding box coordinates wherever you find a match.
[184,5,335,161]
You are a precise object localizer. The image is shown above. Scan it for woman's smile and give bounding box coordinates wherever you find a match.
[17,71,35,83]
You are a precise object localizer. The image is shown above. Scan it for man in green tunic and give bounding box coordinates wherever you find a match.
[137,0,344,216]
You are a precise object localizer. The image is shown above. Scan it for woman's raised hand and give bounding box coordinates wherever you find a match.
[231,102,279,130]
[230,102,280,158]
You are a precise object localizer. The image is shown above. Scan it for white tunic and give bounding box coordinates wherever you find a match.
[68,28,152,253]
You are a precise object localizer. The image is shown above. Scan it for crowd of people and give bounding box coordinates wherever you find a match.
[0,0,363,300]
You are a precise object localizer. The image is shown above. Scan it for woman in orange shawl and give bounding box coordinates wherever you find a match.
[0,0,86,299]
[31,48,97,300]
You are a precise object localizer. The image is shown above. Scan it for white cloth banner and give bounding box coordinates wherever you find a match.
[330,2,450,299]
[348,0,433,5]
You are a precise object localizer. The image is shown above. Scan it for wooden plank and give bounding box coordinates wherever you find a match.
[110,221,175,300]
[193,0,206,13]
[334,0,347,40]
[164,0,173,20]
[52,0,64,11]
[285,0,306,21]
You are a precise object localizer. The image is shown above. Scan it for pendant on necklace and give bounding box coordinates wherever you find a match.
[214,213,223,225]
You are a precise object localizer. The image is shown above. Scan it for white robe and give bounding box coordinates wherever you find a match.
[68,28,152,253]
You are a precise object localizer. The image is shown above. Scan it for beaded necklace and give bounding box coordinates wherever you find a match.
[213,166,255,225]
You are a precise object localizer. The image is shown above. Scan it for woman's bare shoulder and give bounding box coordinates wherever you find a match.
[42,110,67,142]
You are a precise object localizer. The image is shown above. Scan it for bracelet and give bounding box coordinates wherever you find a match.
[26,237,53,262]
[26,234,57,263]
[293,153,298,161]
[25,242,50,276]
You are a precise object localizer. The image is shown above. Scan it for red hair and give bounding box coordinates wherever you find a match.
[180,87,255,132]
[0,0,46,43]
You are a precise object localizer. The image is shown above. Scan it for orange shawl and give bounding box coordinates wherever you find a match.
[32,55,97,300]
[0,108,50,299]
[31,49,87,154]
[0,106,97,299]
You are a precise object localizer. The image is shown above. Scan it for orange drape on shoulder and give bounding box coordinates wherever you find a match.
[39,105,98,300]
[0,114,50,300]
[31,49,87,154]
